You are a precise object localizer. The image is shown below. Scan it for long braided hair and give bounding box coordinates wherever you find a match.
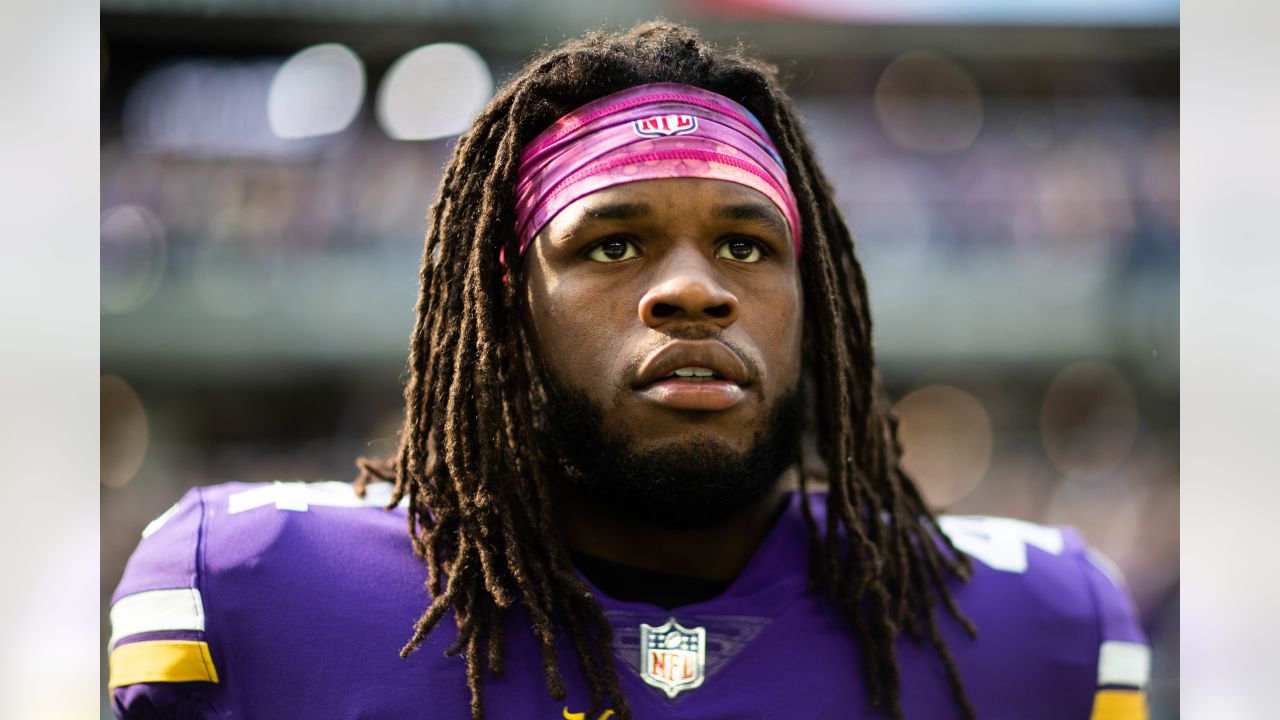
[355,20,976,720]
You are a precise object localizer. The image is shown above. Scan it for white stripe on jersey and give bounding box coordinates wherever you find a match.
[141,502,181,538]
[227,480,407,514]
[1098,640,1151,688]
[109,588,206,649]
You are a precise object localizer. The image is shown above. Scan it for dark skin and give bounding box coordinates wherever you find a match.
[522,177,804,582]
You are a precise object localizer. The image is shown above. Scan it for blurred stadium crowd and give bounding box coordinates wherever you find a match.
[100,1,1178,717]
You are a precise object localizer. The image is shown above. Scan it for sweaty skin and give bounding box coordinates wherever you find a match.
[522,178,804,582]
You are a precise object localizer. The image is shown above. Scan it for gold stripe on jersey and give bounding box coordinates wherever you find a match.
[1089,689,1147,720]
[108,640,220,688]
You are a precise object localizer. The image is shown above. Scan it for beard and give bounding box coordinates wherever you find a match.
[538,374,806,531]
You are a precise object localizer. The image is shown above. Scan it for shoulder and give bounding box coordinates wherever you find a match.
[936,514,1150,717]
[111,481,409,605]
[786,496,1149,716]
[797,496,1147,654]
[936,514,1146,643]
[108,481,421,714]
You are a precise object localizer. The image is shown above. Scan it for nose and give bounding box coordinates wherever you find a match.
[638,254,740,330]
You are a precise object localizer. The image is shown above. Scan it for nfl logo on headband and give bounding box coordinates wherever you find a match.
[633,114,698,137]
[639,618,706,698]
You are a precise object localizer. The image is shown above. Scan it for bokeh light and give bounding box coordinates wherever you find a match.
[124,59,308,157]
[874,51,984,155]
[268,43,365,140]
[1040,361,1139,476]
[101,374,149,488]
[376,43,493,141]
[101,204,166,314]
[895,385,993,508]
[1045,465,1145,568]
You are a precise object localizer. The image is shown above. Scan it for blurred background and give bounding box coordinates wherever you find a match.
[99,0,1178,717]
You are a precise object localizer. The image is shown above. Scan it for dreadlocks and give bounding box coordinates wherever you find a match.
[355,20,976,720]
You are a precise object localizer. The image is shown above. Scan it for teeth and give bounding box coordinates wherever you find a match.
[672,367,717,378]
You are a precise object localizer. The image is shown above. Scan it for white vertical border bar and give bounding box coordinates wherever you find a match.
[1183,0,1280,718]
[0,0,101,717]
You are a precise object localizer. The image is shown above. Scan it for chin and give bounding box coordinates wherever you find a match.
[542,378,806,530]
[627,427,759,457]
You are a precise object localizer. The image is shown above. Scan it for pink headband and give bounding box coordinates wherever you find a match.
[512,82,802,258]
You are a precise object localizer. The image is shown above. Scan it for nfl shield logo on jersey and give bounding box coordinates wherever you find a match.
[632,114,698,137]
[639,618,706,698]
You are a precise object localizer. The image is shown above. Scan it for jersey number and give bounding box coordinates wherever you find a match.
[937,516,1064,573]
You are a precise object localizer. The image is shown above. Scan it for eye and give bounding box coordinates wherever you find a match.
[715,237,765,263]
[587,237,640,263]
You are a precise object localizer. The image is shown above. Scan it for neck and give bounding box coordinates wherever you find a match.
[556,479,789,582]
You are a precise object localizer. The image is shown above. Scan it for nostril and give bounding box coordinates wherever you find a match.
[704,304,732,319]
[651,302,680,318]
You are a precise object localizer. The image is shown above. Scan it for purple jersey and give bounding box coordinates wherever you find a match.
[109,481,1149,718]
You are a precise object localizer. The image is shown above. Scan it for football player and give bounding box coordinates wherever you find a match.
[108,21,1150,720]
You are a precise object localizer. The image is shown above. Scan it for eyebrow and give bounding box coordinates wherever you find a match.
[567,198,789,239]
[582,201,652,221]
[715,202,789,239]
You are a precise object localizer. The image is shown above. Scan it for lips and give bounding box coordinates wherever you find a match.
[633,341,751,411]
[634,341,751,388]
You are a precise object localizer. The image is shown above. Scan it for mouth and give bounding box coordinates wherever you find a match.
[633,342,751,411]
[662,366,726,381]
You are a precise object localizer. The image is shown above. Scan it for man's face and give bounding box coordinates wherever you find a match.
[522,177,803,521]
